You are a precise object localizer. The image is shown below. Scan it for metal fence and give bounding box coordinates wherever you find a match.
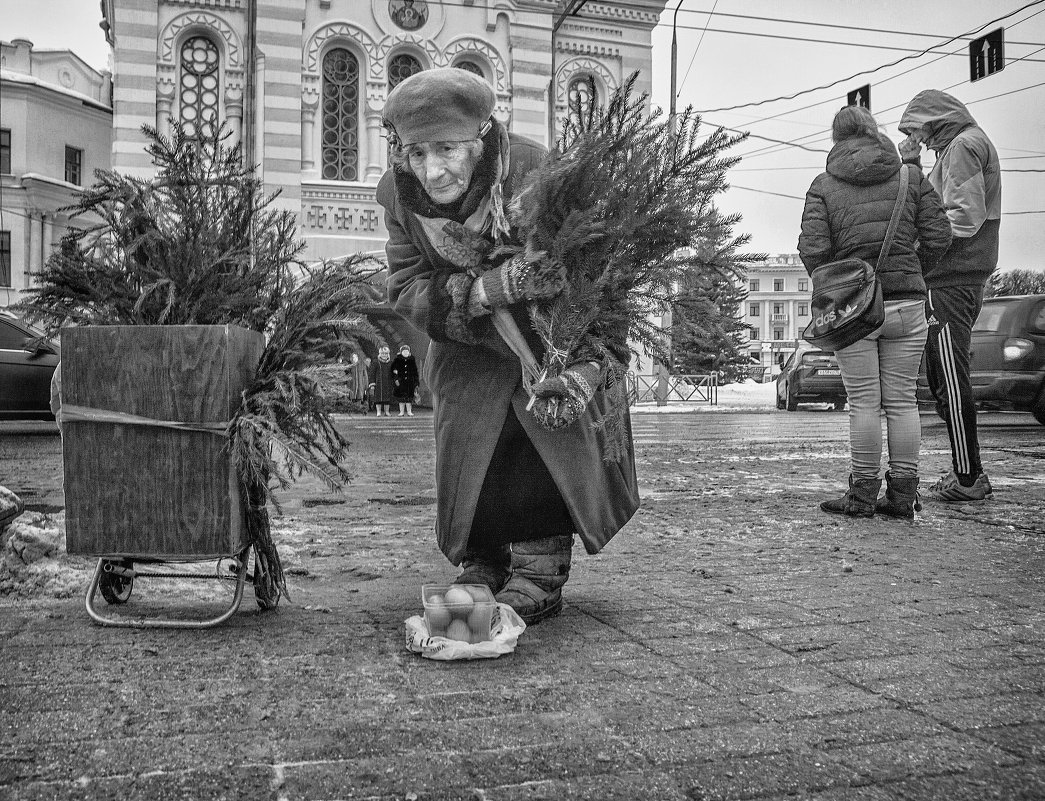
[627,372,719,405]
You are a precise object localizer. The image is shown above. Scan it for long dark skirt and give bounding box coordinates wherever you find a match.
[468,406,574,549]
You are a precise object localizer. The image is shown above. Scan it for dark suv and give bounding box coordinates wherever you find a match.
[776,346,847,411]
[968,294,1045,424]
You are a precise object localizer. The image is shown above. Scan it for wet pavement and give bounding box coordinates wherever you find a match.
[1,407,1044,800]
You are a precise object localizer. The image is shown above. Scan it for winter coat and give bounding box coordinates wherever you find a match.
[377,133,640,565]
[369,357,394,404]
[798,131,952,302]
[390,353,419,401]
[898,90,1001,289]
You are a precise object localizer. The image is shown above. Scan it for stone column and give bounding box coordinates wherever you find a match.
[365,108,384,182]
[26,211,42,288]
[301,105,316,170]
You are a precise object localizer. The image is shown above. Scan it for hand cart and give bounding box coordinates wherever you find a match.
[62,324,268,628]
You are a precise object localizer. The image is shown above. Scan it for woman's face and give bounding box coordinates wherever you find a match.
[405,141,481,204]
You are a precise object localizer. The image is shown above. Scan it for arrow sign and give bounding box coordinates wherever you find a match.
[847,84,871,110]
[970,27,1004,82]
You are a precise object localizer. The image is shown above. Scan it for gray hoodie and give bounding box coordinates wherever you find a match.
[899,90,1000,288]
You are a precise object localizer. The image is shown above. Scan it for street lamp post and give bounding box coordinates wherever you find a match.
[657,0,683,406]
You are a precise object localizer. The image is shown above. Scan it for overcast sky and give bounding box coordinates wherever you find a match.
[4,0,1043,271]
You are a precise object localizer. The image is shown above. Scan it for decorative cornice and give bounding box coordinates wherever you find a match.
[161,0,245,8]
[555,40,621,60]
[158,11,243,68]
[573,1,664,29]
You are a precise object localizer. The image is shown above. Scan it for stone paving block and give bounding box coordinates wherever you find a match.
[671,748,865,800]
[478,771,689,801]
[913,692,1045,730]
[7,765,274,801]
[969,723,1045,761]
[886,762,1045,801]
[831,734,1021,783]
[279,751,475,799]
[780,708,949,750]
[816,654,945,685]
[739,686,893,723]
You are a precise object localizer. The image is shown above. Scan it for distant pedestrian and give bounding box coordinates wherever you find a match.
[347,352,368,405]
[799,105,951,518]
[390,345,419,416]
[899,90,1001,502]
[369,346,394,417]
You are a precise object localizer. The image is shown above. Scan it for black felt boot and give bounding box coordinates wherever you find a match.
[495,535,573,624]
[875,471,922,520]
[820,475,881,518]
[454,544,511,595]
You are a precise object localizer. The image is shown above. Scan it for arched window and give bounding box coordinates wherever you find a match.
[322,47,360,182]
[567,74,595,129]
[388,53,423,90]
[179,35,220,138]
[454,60,484,79]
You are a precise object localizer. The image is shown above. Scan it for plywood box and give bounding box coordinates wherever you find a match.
[62,325,264,559]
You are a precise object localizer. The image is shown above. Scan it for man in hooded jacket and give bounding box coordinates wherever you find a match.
[898,90,1001,502]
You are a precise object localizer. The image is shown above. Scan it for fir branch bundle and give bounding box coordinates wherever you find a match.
[15,124,383,608]
[505,73,752,459]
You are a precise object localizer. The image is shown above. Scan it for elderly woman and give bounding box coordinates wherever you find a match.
[377,68,639,624]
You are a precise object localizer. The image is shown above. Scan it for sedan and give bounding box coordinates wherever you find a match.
[0,313,60,420]
[776,347,847,411]
[969,294,1045,424]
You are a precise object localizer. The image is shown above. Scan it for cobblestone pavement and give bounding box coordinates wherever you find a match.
[1,408,1044,800]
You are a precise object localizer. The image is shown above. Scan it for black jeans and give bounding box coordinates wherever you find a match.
[924,285,986,479]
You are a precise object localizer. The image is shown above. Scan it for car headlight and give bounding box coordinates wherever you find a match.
[1003,337,1034,361]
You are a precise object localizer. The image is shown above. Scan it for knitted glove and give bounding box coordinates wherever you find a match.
[530,361,602,431]
[479,252,566,308]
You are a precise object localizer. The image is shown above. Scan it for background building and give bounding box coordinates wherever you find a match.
[0,39,113,309]
[100,0,666,264]
[743,253,813,369]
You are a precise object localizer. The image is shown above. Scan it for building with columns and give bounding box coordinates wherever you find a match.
[743,253,814,368]
[100,0,667,264]
[0,39,113,309]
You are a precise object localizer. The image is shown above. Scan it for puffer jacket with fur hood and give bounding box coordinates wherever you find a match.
[899,89,1001,288]
[798,130,952,301]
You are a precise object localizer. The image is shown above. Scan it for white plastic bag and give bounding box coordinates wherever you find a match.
[405,602,526,660]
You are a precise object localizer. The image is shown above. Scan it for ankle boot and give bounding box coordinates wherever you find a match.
[875,471,922,520]
[820,475,881,518]
[454,544,511,595]
[495,534,573,624]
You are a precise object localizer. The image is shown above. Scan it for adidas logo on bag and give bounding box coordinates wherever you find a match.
[814,304,856,331]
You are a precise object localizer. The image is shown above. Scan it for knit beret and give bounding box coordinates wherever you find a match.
[382,67,496,146]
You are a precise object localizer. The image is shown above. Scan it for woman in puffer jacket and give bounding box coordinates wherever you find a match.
[798,106,952,519]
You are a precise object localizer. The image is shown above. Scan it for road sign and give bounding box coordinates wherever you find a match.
[970,27,1004,82]
[847,84,871,110]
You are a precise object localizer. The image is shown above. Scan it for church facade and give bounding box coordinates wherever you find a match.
[100,0,667,263]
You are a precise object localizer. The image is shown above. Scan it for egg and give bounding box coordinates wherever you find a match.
[463,585,492,603]
[443,586,474,617]
[446,619,471,642]
[426,598,452,632]
[467,604,491,641]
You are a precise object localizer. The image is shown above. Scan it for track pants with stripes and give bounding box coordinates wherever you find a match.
[924,285,986,480]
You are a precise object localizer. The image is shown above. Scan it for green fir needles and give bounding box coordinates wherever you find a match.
[506,73,753,460]
[16,125,382,607]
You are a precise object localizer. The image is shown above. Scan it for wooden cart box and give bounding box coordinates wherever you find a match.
[62,325,264,559]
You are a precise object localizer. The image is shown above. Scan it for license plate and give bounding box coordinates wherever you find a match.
[817,369,840,376]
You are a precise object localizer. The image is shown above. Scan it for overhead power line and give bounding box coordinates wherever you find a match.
[692,0,1045,114]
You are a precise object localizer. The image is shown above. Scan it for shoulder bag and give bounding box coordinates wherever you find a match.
[802,164,910,352]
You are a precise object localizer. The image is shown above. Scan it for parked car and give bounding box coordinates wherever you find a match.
[0,312,60,420]
[919,294,1045,425]
[776,346,847,411]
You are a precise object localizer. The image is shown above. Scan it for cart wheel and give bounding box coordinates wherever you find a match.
[98,560,134,605]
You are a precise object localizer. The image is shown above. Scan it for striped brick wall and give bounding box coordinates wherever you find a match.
[508,28,554,147]
[255,0,304,212]
[111,0,159,175]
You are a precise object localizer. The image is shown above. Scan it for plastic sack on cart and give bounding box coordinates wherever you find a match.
[405,602,526,661]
